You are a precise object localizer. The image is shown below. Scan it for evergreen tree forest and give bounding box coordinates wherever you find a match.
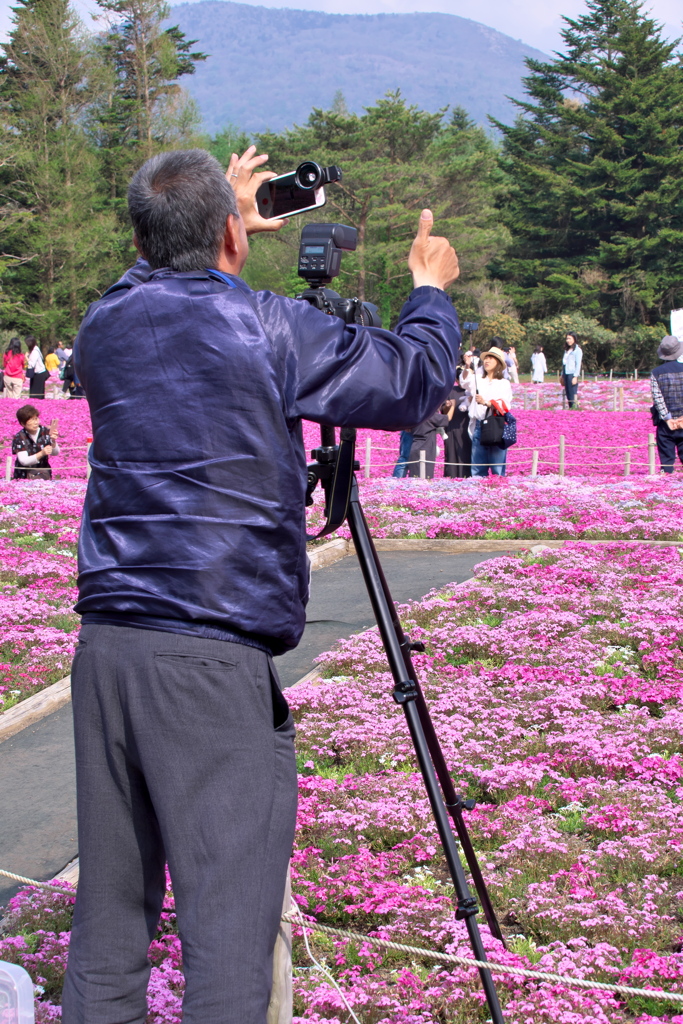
[1,0,681,370]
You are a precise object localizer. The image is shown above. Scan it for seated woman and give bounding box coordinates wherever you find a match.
[11,405,60,480]
[468,346,513,478]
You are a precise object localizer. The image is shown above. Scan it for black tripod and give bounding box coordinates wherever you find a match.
[306,425,506,1024]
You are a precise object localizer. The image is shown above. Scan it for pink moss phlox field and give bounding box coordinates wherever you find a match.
[0,481,84,709]
[307,475,683,542]
[4,543,683,1021]
[302,409,658,479]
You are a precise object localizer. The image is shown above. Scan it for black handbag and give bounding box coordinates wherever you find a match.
[480,411,505,446]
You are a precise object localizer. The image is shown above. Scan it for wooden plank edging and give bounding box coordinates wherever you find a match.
[0,675,71,744]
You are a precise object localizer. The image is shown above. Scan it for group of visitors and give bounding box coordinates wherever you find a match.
[394,338,515,478]
[2,337,80,399]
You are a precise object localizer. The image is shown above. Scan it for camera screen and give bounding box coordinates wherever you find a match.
[304,246,325,254]
[259,173,323,218]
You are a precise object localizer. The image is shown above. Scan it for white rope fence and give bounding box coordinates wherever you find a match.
[2,868,683,1008]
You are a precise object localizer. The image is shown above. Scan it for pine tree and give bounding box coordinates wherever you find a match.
[91,0,207,204]
[0,0,117,340]
[493,0,683,328]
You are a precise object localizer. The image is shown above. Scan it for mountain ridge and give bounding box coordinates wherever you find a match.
[168,1,547,134]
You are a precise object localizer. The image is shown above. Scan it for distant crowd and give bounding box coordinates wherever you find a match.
[2,336,83,401]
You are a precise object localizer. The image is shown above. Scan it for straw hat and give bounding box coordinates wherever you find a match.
[479,346,507,369]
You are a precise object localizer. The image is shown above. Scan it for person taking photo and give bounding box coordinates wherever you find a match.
[62,146,461,1024]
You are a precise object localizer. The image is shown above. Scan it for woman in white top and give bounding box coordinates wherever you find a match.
[26,336,49,400]
[469,346,513,477]
[531,345,547,383]
[561,332,582,408]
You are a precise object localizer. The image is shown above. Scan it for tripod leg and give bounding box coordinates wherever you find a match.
[354,503,505,946]
[346,480,505,1024]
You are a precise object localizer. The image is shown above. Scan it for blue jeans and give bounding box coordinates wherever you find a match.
[471,421,507,477]
[392,430,413,478]
[563,373,579,408]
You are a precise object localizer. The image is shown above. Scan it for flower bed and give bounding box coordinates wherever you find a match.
[301,409,658,479]
[3,468,683,710]
[0,482,83,711]
[307,475,683,542]
[0,390,661,482]
[3,543,683,1022]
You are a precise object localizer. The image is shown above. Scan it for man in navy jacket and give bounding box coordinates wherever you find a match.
[62,146,460,1024]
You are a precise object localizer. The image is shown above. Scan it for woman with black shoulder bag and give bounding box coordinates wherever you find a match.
[468,346,513,477]
[25,336,50,399]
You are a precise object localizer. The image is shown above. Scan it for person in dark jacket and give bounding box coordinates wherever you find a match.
[62,147,461,1024]
[406,401,454,477]
[651,334,683,473]
[444,351,477,477]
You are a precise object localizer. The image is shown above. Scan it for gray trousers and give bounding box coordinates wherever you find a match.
[62,624,297,1024]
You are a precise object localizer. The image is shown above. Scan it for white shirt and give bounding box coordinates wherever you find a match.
[468,377,513,436]
[27,347,46,374]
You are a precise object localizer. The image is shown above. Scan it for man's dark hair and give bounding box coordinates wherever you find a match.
[128,149,238,272]
[17,404,39,425]
[490,336,509,352]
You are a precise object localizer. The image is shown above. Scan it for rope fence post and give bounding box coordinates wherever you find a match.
[364,437,372,480]
[523,391,528,411]
[419,450,426,479]
[531,450,539,477]
[535,390,540,411]
[559,435,565,477]
[562,390,566,410]
[609,367,613,381]
[613,387,618,411]
[619,386,624,412]
[649,435,657,475]
[624,451,631,477]
[267,867,293,1024]
[634,367,638,380]
[4,456,11,482]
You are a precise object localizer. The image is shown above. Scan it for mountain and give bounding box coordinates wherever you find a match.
[168,1,547,134]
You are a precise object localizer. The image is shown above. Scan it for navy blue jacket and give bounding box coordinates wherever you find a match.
[74,263,460,653]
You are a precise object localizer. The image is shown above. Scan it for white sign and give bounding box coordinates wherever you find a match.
[671,309,683,342]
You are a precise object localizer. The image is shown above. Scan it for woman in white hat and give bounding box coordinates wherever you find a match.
[468,346,513,477]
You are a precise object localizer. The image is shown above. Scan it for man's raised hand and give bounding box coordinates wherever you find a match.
[226,146,285,235]
[408,209,459,291]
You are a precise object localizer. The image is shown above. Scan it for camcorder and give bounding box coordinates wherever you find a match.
[255,161,342,220]
[256,158,381,327]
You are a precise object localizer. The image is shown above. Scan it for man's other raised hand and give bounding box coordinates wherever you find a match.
[226,146,285,235]
[408,209,459,292]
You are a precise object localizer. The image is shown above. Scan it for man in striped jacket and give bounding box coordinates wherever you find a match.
[651,335,683,473]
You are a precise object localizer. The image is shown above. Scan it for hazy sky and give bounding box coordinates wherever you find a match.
[1,0,680,53]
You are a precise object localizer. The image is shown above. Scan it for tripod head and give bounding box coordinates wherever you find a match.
[305,425,358,539]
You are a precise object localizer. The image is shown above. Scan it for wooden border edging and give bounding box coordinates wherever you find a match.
[0,675,71,744]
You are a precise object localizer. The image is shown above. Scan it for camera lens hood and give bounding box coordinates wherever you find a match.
[295,161,323,190]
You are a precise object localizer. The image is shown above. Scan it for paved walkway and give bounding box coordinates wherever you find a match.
[0,549,513,908]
